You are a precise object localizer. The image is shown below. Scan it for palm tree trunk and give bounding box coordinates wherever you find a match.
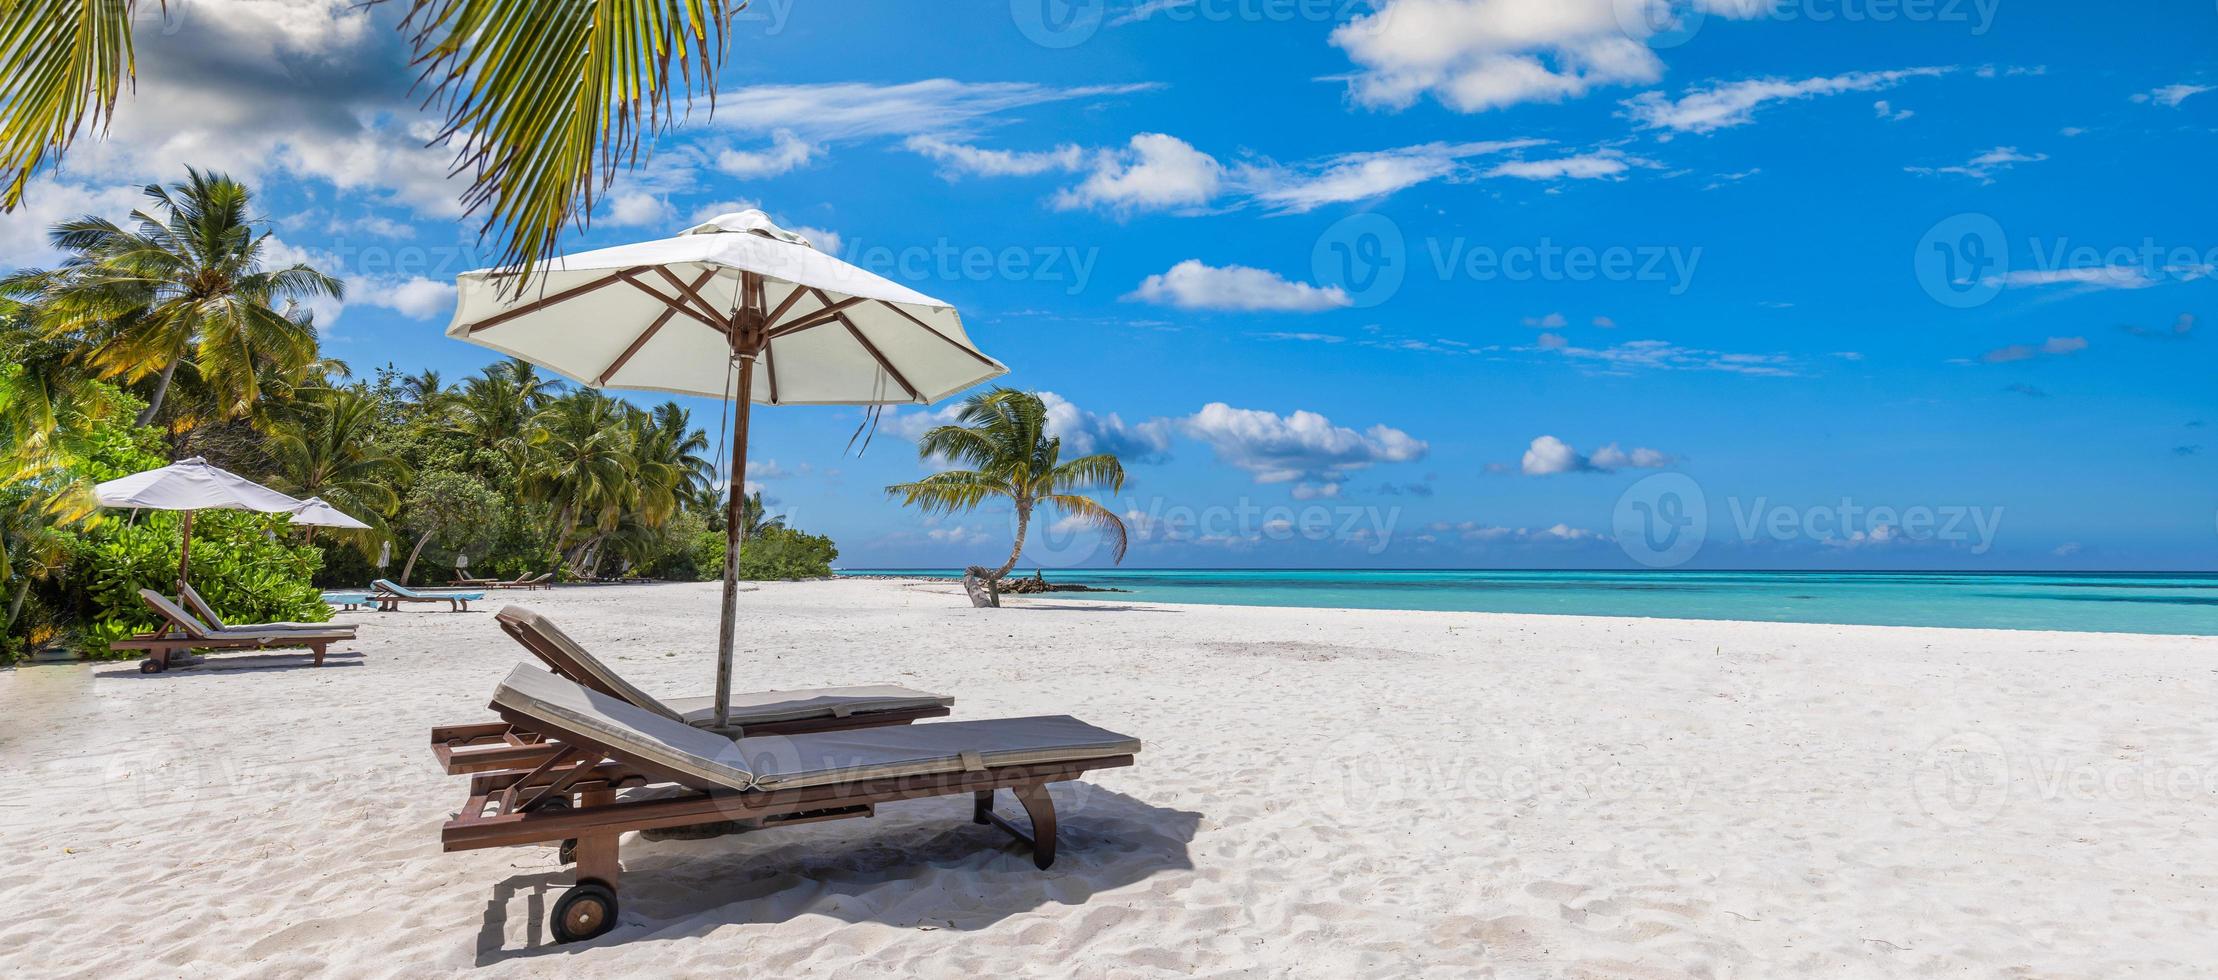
[136,356,183,427]
[5,571,32,634]
[964,505,1031,608]
[399,529,433,585]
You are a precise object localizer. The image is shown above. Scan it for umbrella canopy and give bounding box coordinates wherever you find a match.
[93,457,307,592]
[289,496,372,530]
[94,456,304,513]
[445,210,1007,728]
[447,210,1006,403]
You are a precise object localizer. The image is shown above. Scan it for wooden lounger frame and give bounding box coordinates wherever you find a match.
[109,630,340,673]
[438,701,1134,942]
[456,572,554,590]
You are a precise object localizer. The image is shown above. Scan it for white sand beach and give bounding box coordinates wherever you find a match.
[2,577,2215,977]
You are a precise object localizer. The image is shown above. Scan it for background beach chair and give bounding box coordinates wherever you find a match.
[433,606,956,773]
[180,582,356,636]
[437,666,1140,943]
[371,578,483,612]
[456,571,553,589]
[111,589,354,673]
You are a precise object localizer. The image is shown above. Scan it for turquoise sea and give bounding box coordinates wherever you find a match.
[840,569,2218,636]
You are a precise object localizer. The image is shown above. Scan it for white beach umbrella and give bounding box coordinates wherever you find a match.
[289,496,373,530]
[93,456,307,593]
[445,209,1007,728]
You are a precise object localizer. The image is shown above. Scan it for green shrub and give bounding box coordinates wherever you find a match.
[738,526,838,580]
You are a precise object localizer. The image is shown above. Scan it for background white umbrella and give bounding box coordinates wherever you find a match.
[446,210,1007,727]
[289,496,373,545]
[93,457,307,594]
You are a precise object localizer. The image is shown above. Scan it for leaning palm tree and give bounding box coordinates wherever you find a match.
[738,489,785,539]
[0,169,342,426]
[0,0,736,279]
[885,388,1129,608]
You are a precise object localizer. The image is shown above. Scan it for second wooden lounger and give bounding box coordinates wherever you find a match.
[439,666,1140,943]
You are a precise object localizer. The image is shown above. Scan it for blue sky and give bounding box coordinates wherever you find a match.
[5,0,2213,570]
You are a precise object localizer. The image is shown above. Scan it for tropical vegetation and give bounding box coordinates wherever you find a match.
[887,388,1129,608]
[0,169,832,663]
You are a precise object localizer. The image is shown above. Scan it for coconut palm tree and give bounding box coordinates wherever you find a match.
[526,390,640,573]
[0,169,341,427]
[885,388,1129,608]
[1,0,738,278]
[738,489,785,539]
[266,388,410,547]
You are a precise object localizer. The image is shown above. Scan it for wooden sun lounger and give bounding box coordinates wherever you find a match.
[456,572,554,590]
[180,582,356,637]
[371,578,482,612]
[432,607,955,774]
[109,589,354,673]
[437,666,1140,943]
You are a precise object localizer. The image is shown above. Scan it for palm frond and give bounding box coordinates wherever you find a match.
[400,0,733,282]
[0,0,140,210]
[1040,493,1129,564]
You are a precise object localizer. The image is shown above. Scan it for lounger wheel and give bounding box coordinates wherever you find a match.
[552,880,617,943]
[139,659,164,674]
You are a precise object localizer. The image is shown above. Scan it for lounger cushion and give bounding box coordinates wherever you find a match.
[493,668,1140,794]
[741,716,1142,791]
[498,606,688,722]
[662,686,957,729]
[492,665,758,789]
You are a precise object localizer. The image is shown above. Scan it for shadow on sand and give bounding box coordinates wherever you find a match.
[471,786,1199,962]
[91,651,368,677]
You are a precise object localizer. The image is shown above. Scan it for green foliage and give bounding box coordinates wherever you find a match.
[737,526,838,581]
[77,510,326,658]
[397,470,502,583]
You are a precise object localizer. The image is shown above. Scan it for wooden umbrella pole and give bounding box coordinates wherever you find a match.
[177,510,194,598]
[714,272,768,731]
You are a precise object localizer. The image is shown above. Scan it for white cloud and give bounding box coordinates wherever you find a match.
[905,135,1086,177]
[1428,520,1604,544]
[1622,67,1951,136]
[1986,266,2156,291]
[1053,134,1224,214]
[713,130,820,178]
[1327,0,1776,113]
[602,191,675,227]
[1904,146,2046,183]
[2131,83,2212,108]
[710,79,1161,142]
[1873,99,1913,122]
[1036,392,1175,461]
[0,177,145,267]
[1484,147,1657,180]
[1237,139,1545,212]
[1180,403,1427,483]
[1538,337,1796,376]
[1126,260,1352,312]
[1979,336,2087,364]
[1519,435,1674,475]
[349,276,457,320]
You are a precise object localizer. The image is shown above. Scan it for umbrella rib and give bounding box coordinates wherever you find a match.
[814,288,922,402]
[763,284,807,326]
[874,300,1004,371]
[598,269,718,385]
[654,266,733,329]
[465,268,645,333]
[763,337,781,403]
[616,271,729,334]
[766,295,870,338]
